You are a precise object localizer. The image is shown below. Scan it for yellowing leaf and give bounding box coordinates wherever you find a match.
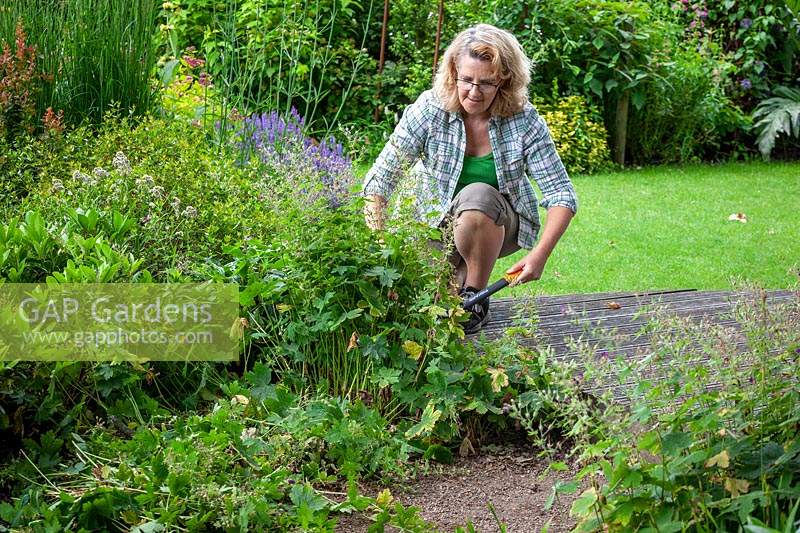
[402,340,424,360]
[376,488,393,507]
[724,477,750,497]
[229,318,246,340]
[231,394,249,406]
[487,367,509,393]
[728,213,747,223]
[276,303,293,312]
[404,402,442,439]
[706,449,730,469]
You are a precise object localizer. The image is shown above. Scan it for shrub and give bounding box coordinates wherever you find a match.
[627,44,747,164]
[10,115,266,275]
[563,288,800,531]
[0,23,47,140]
[532,95,612,175]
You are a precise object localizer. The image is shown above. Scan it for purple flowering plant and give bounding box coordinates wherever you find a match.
[235,108,354,209]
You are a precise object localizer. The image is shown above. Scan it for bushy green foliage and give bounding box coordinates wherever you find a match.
[1,386,434,531]
[752,86,800,160]
[627,44,747,163]
[533,95,612,175]
[0,113,545,528]
[559,290,800,531]
[0,0,160,128]
[668,0,799,101]
[158,0,377,135]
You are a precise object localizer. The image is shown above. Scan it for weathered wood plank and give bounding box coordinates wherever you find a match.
[468,289,798,403]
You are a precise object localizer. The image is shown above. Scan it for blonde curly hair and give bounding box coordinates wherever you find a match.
[433,24,531,117]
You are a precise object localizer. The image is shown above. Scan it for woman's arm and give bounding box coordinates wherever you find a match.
[364,194,388,231]
[507,205,573,284]
[362,91,434,228]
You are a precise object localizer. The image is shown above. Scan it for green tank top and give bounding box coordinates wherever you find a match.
[454,152,498,198]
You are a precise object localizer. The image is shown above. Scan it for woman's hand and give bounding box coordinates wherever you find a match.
[506,248,548,285]
[505,206,574,285]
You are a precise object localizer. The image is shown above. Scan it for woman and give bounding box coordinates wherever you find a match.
[363,24,577,333]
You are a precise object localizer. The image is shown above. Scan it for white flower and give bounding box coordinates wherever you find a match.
[112,151,131,174]
[150,186,165,198]
[182,206,198,219]
[72,170,96,186]
[52,179,65,192]
[136,175,154,187]
[93,167,110,178]
[240,427,256,440]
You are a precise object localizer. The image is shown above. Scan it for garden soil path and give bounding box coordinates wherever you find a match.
[335,444,581,532]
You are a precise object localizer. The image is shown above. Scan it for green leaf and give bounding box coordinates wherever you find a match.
[589,78,604,97]
[752,86,800,160]
[371,367,401,389]
[570,487,599,517]
[159,58,180,86]
[246,362,275,402]
[660,432,692,457]
[364,266,401,288]
[423,444,453,464]
[555,480,580,494]
[631,90,646,110]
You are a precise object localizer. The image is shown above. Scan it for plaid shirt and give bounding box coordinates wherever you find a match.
[363,90,577,249]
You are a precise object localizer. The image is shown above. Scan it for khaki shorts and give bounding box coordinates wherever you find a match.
[439,182,521,266]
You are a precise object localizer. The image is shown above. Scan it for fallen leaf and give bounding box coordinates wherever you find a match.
[606,302,622,310]
[728,213,747,223]
[347,331,359,352]
[459,436,476,457]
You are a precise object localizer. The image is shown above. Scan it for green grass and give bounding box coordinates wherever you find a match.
[495,161,800,295]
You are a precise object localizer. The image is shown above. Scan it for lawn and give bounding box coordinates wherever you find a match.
[496,161,800,295]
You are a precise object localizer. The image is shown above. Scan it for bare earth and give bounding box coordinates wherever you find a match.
[335,445,581,532]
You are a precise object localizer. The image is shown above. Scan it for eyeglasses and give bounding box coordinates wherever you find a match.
[456,78,499,93]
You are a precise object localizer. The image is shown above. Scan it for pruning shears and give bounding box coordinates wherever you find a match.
[461,270,521,309]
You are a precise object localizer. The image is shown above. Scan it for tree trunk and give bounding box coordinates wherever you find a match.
[374,0,390,122]
[432,0,444,76]
[614,91,629,167]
